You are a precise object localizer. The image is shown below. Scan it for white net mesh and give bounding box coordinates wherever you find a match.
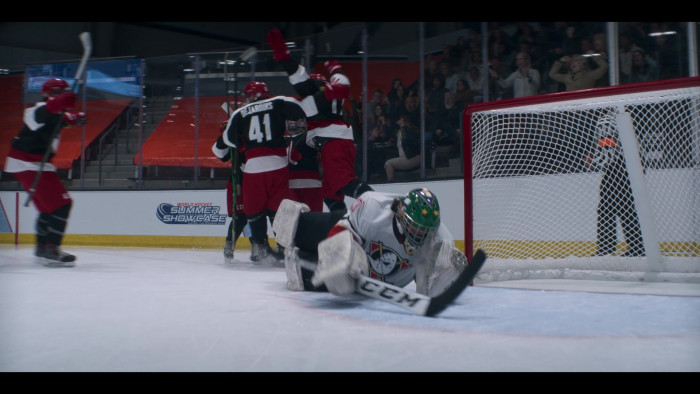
[468,79,700,283]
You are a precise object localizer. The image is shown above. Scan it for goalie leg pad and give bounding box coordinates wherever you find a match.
[272,199,310,248]
[311,230,368,296]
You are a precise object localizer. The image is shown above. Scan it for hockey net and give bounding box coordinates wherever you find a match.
[463,77,700,284]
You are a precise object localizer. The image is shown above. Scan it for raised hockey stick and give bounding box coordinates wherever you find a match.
[300,249,487,317]
[24,32,92,207]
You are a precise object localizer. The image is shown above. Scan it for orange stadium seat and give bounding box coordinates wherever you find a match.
[137,96,232,169]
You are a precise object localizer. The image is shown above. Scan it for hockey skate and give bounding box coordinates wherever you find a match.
[250,242,269,265]
[266,242,285,264]
[223,239,234,262]
[36,245,76,268]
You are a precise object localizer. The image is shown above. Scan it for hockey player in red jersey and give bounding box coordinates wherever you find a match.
[4,78,86,267]
[286,119,323,212]
[213,80,306,263]
[267,28,373,213]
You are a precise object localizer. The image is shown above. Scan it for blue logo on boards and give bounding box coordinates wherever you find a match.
[156,203,227,225]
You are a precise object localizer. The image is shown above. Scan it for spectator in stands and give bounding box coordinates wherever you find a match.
[555,23,584,59]
[426,74,448,119]
[386,82,407,123]
[366,89,387,124]
[466,65,485,103]
[423,55,440,92]
[626,48,658,83]
[454,78,474,107]
[486,57,509,101]
[386,78,404,104]
[385,114,422,182]
[461,38,484,73]
[393,95,421,134]
[453,36,469,68]
[649,23,680,80]
[439,60,461,93]
[548,51,608,91]
[619,32,643,82]
[490,52,541,98]
[367,109,396,180]
[428,91,463,158]
[4,78,86,267]
[591,33,609,87]
[441,43,461,70]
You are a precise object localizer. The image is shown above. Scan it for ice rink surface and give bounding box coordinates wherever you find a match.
[1,245,699,372]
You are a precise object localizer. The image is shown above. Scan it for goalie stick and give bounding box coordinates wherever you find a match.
[24,32,92,207]
[299,249,487,317]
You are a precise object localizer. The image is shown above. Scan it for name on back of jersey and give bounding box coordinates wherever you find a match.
[241,101,274,117]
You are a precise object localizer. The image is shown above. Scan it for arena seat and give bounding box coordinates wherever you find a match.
[137,96,231,169]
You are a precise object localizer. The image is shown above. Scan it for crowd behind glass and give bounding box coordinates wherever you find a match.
[3,21,697,189]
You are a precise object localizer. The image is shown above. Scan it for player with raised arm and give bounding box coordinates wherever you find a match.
[272,188,480,306]
[214,81,306,263]
[4,78,86,266]
[267,28,373,213]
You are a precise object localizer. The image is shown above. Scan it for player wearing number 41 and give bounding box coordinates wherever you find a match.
[272,188,470,297]
[4,78,86,267]
[213,80,306,263]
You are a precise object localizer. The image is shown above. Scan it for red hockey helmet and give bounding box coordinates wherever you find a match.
[309,73,327,82]
[41,78,69,97]
[244,81,270,102]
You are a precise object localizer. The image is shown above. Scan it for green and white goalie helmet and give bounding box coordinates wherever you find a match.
[397,188,441,249]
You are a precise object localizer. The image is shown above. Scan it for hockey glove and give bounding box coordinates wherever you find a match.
[63,111,86,126]
[46,92,78,114]
[267,28,291,62]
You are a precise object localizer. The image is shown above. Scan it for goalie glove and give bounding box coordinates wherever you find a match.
[415,240,468,297]
[267,28,291,62]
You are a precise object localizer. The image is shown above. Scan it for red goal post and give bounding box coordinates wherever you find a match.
[463,77,700,283]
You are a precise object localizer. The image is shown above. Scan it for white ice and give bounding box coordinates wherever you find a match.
[1,245,699,372]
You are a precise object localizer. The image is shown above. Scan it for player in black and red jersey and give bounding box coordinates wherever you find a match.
[213,81,306,263]
[267,28,373,213]
[4,78,86,267]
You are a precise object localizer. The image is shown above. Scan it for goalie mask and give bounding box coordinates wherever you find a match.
[397,188,440,250]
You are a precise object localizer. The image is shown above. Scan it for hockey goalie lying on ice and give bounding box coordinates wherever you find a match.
[272,188,474,298]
